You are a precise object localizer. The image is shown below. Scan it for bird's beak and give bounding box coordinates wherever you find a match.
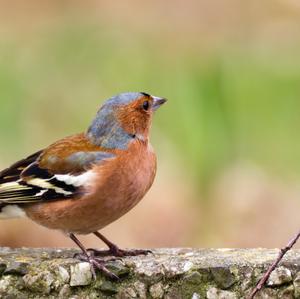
[152,96,167,111]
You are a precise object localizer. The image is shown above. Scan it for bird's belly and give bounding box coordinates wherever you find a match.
[24,148,156,234]
[24,193,140,234]
[24,178,152,234]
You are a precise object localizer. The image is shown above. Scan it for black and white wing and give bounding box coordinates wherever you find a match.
[0,150,115,218]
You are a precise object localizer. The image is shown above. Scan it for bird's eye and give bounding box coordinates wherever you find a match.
[142,101,150,111]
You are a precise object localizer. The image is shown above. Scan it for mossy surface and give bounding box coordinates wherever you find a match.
[0,248,299,298]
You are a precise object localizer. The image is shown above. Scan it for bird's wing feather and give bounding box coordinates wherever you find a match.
[0,148,115,205]
[0,150,43,184]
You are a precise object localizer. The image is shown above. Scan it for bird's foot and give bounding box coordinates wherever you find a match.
[87,246,152,257]
[74,252,119,280]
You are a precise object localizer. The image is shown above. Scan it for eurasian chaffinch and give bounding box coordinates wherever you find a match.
[0,92,167,278]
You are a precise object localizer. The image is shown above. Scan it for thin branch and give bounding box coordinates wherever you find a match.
[248,229,300,299]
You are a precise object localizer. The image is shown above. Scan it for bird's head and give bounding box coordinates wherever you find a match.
[87,92,167,149]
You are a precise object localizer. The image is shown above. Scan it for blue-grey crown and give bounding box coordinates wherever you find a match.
[104,92,148,107]
[86,92,147,149]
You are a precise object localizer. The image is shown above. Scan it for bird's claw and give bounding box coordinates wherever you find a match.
[87,247,153,257]
[117,248,153,257]
[73,252,119,280]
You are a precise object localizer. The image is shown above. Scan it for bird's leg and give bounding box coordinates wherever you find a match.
[87,231,152,257]
[69,233,119,280]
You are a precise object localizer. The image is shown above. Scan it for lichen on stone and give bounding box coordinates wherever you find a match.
[267,266,292,287]
[0,248,297,298]
[207,287,237,299]
[70,262,92,287]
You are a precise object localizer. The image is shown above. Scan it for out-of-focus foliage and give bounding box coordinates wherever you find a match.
[1,3,300,187]
[0,0,300,248]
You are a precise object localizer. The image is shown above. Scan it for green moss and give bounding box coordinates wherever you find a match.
[98,280,119,295]
[211,267,236,289]
[4,262,29,276]
[105,261,130,278]
[0,263,7,276]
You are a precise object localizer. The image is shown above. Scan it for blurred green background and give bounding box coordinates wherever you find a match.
[0,0,300,249]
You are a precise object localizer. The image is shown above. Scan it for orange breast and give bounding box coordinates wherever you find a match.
[24,140,157,234]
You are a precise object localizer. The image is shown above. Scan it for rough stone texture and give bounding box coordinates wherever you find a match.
[0,248,299,298]
[70,262,93,286]
[267,266,292,287]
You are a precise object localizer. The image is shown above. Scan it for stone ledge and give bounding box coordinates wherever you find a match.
[0,248,299,298]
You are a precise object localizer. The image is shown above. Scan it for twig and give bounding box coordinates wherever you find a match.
[248,229,300,299]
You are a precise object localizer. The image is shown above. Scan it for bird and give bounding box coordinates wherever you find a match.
[0,92,167,279]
